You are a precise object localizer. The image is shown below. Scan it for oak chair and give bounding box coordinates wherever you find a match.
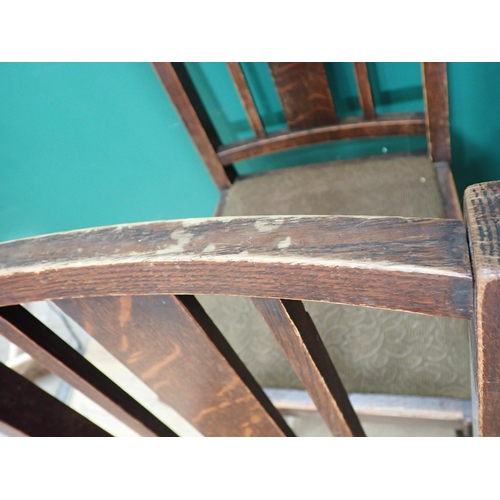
[0,63,497,436]
[149,62,472,434]
[0,183,498,436]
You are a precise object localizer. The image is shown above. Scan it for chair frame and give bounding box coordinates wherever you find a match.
[147,62,470,433]
[152,62,462,220]
[1,63,497,437]
[0,186,499,436]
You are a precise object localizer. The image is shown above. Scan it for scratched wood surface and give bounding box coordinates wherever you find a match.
[0,362,110,437]
[268,63,337,130]
[464,181,500,436]
[55,295,294,437]
[253,298,365,436]
[216,113,426,165]
[0,216,472,318]
[0,305,176,437]
[422,63,451,163]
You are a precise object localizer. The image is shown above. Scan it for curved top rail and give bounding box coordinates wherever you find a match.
[0,216,472,318]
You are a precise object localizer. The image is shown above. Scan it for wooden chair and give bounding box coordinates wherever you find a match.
[0,63,497,436]
[148,63,472,433]
[0,183,498,436]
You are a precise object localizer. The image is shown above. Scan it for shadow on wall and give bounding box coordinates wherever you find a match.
[448,62,500,198]
[451,131,500,202]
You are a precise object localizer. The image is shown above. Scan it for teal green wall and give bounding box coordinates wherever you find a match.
[1,63,499,242]
[0,63,218,242]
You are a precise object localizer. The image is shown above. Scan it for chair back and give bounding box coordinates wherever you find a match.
[152,62,450,191]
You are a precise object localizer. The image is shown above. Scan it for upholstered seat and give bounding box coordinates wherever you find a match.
[198,155,471,399]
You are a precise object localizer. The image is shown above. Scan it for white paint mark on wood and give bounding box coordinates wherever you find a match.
[156,229,194,255]
[203,244,216,253]
[255,219,284,232]
[278,237,291,249]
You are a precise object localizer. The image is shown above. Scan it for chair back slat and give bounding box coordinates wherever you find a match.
[152,62,233,191]
[422,62,451,162]
[353,62,376,120]
[227,62,266,138]
[56,295,294,437]
[268,62,338,130]
[252,298,365,436]
[0,306,176,437]
[0,362,110,436]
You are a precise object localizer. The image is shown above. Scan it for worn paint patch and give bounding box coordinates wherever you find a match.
[156,229,194,255]
[278,236,291,249]
[181,218,210,228]
[255,218,284,232]
[203,244,216,253]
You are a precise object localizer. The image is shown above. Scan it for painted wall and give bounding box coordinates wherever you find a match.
[0,62,498,242]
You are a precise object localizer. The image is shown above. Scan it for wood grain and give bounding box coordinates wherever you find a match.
[434,161,462,220]
[227,62,266,138]
[422,63,451,163]
[152,62,233,191]
[253,298,365,436]
[0,216,472,318]
[217,113,426,164]
[268,63,337,130]
[0,362,110,437]
[353,63,375,120]
[464,181,500,436]
[0,305,176,437]
[56,295,294,437]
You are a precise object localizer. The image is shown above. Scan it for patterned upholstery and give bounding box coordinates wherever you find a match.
[197,155,471,399]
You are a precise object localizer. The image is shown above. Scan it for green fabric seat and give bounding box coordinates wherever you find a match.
[198,155,471,399]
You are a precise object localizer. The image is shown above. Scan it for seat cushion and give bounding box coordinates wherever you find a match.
[198,155,471,399]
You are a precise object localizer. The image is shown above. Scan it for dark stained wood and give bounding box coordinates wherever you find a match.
[0,216,472,319]
[422,63,451,163]
[252,298,365,436]
[0,305,176,437]
[152,62,233,191]
[353,63,375,120]
[227,63,266,138]
[464,181,500,436]
[268,63,338,130]
[0,362,110,437]
[434,161,463,220]
[56,295,294,437]
[217,113,426,165]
